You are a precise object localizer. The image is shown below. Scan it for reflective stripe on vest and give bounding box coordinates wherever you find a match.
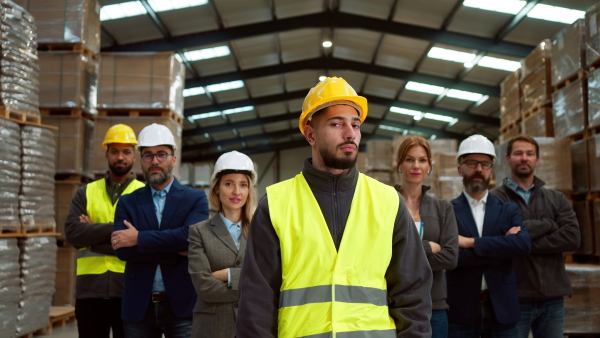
[268,173,399,338]
[77,178,145,276]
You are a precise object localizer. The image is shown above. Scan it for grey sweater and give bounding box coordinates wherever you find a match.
[236,158,433,337]
[394,185,458,310]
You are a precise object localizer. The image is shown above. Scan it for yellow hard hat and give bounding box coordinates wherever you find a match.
[299,77,368,135]
[102,124,138,149]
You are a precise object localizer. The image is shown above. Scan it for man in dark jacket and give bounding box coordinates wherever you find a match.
[491,135,580,338]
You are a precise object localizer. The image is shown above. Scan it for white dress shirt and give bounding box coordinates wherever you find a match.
[463,190,489,291]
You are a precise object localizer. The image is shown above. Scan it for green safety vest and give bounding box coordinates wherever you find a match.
[268,172,400,338]
[76,178,145,276]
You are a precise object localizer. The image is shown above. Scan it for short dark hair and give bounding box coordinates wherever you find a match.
[506,135,539,158]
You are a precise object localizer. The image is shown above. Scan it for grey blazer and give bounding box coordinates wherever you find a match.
[188,214,246,338]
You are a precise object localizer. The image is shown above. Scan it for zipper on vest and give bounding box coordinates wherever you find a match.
[332,175,340,251]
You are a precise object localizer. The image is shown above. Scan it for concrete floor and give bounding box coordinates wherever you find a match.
[45,321,78,338]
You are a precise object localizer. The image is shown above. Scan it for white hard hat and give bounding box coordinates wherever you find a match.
[211,151,257,184]
[457,134,496,164]
[138,123,177,151]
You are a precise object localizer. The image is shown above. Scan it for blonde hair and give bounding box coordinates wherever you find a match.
[396,136,433,172]
[208,173,257,238]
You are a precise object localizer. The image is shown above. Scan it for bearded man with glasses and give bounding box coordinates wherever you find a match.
[111,123,209,338]
[446,134,531,338]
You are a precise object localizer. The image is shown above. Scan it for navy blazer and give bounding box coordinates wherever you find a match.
[447,192,531,325]
[114,177,209,322]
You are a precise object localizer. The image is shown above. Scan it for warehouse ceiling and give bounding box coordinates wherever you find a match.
[98,0,598,161]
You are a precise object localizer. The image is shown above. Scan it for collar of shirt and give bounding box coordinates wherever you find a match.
[150,177,175,197]
[218,212,241,249]
[506,178,534,193]
[463,190,488,207]
[219,212,240,230]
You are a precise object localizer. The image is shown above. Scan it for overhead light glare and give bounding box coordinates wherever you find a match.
[188,106,254,121]
[527,4,584,24]
[100,1,147,21]
[429,46,519,72]
[380,125,405,133]
[148,0,209,12]
[446,89,484,102]
[322,41,333,48]
[390,107,422,117]
[405,81,445,95]
[319,76,327,81]
[183,87,206,97]
[462,0,526,15]
[428,47,475,63]
[479,56,521,71]
[184,46,230,62]
[423,113,458,124]
[206,80,244,93]
[188,111,222,121]
[223,106,254,115]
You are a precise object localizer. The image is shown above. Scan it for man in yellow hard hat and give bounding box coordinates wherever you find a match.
[64,124,145,338]
[236,77,433,337]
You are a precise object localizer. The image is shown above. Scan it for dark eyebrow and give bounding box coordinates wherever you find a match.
[327,116,362,122]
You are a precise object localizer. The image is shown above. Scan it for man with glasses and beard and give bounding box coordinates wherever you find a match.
[490,135,579,338]
[65,124,145,338]
[447,134,531,338]
[112,123,209,338]
[236,77,433,338]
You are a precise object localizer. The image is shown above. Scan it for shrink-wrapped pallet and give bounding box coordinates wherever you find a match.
[521,39,552,80]
[0,238,20,337]
[38,51,98,114]
[13,0,100,54]
[551,19,586,86]
[586,134,600,192]
[53,246,76,306]
[0,118,21,231]
[571,139,588,193]
[594,201,600,256]
[43,116,93,177]
[366,139,392,171]
[521,107,554,137]
[585,3,600,68]
[520,66,552,114]
[355,151,367,173]
[365,170,392,186]
[500,70,520,126]
[15,236,56,336]
[98,52,185,118]
[92,117,182,178]
[433,177,463,201]
[587,67,600,128]
[432,152,458,180]
[572,201,594,255]
[0,0,39,115]
[565,264,600,334]
[54,181,82,240]
[552,79,587,138]
[20,126,56,231]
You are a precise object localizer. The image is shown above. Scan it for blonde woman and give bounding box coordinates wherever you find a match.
[395,136,459,338]
[188,151,257,338]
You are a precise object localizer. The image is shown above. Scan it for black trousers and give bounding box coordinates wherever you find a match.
[75,298,124,338]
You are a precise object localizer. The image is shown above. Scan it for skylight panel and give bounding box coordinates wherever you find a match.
[446,89,485,102]
[100,1,147,21]
[478,56,521,71]
[148,0,208,12]
[405,82,445,95]
[390,106,459,125]
[423,113,459,125]
[462,0,526,15]
[188,111,222,121]
[380,125,405,133]
[527,4,584,24]
[390,107,422,117]
[427,47,475,63]
[183,87,206,97]
[188,106,254,121]
[183,46,230,62]
[206,80,244,93]
[223,106,254,115]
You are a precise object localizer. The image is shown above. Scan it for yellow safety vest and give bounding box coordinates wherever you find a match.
[77,178,145,276]
[268,172,400,338]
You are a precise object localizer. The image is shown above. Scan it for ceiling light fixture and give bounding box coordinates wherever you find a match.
[100,1,147,21]
[463,0,584,24]
[322,41,333,48]
[183,46,230,62]
[148,0,209,12]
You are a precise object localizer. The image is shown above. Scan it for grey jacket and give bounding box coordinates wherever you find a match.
[490,177,580,298]
[188,214,246,338]
[236,158,433,338]
[394,185,458,310]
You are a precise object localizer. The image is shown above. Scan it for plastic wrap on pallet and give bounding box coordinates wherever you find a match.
[432,152,459,180]
[365,170,392,186]
[0,0,39,115]
[20,126,56,230]
[39,51,98,114]
[500,105,520,129]
[98,52,186,118]
[585,3,600,68]
[594,201,600,256]
[0,118,20,229]
[552,79,586,138]
[15,236,56,336]
[572,201,594,254]
[44,116,93,177]
[521,107,554,137]
[571,139,588,193]
[432,177,463,201]
[0,238,19,337]
[520,39,552,80]
[520,65,552,113]
[500,70,520,116]
[587,67,600,128]
[587,134,600,192]
[355,152,367,173]
[12,0,100,54]
[564,264,600,333]
[495,137,572,191]
[92,117,182,178]
[551,19,586,87]
[366,139,392,171]
[54,182,81,240]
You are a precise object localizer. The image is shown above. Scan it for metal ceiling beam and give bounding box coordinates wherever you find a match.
[185,139,310,162]
[184,112,300,138]
[101,11,532,58]
[495,0,541,42]
[184,57,500,97]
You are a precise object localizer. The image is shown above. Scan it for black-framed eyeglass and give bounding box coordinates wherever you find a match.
[141,151,173,163]
[460,159,493,170]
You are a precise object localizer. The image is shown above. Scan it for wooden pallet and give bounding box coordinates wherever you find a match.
[21,223,59,237]
[37,43,97,60]
[0,107,42,125]
[96,108,183,125]
[522,102,552,120]
[40,107,94,119]
[18,306,76,337]
[499,119,521,135]
[0,224,21,237]
[567,129,592,143]
[553,71,587,93]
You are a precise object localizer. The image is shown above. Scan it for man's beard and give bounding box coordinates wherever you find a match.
[463,172,490,194]
[318,141,358,170]
[143,164,172,185]
[109,161,133,176]
[513,162,534,179]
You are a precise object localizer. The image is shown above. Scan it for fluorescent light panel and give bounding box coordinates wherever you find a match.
[463,0,584,24]
[183,46,230,62]
[148,0,208,12]
[188,106,254,121]
[405,81,445,95]
[446,89,484,102]
[100,1,147,21]
[428,47,520,72]
[390,106,459,125]
[183,80,244,97]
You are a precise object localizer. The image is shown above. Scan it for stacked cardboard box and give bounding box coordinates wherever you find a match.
[564,264,600,333]
[53,246,76,307]
[588,67,600,128]
[571,138,589,193]
[0,118,22,231]
[553,79,587,138]
[551,19,586,87]
[586,3,600,68]
[13,0,101,54]
[365,139,393,185]
[521,107,554,137]
[43,116,94,178]
[500,70,521,128]
[0,238,20,337]
[520,40,552,114]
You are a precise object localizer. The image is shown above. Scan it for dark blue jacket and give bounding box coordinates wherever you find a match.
[447,192,531,325]
[114,177,209,322]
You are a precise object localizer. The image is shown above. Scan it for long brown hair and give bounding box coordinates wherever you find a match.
[208,173,257,238]
[396,136,433,172]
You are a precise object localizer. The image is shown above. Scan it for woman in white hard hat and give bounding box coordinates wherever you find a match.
[188,151,257,338]
[394,136,459,338]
